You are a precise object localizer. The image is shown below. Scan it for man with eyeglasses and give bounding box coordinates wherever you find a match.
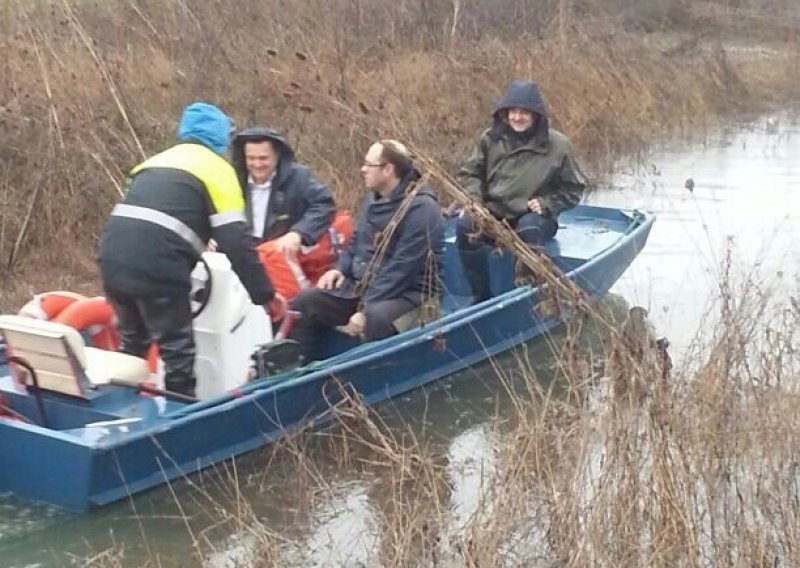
[287,140,443,362]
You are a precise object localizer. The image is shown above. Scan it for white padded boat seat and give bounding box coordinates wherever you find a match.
[392,306,422,333]
[0,315,149,397]
[83,347,151,385]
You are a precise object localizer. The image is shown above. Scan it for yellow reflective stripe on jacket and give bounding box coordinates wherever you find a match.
[130,143,244,214]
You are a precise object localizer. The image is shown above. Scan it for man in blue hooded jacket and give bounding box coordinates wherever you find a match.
[287,140,443,362]
[456,80,586,303]
[97,102,280,397]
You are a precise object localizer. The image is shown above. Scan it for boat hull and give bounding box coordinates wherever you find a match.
[0,205,653,511]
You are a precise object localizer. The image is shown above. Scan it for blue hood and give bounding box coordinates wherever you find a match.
[176,102,232,155]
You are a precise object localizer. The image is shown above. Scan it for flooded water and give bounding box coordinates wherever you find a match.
[1,115,798,566]
[589,114,800,359]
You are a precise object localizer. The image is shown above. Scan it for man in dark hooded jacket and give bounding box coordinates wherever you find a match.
[231,127,334,247]
[231,127,339,299]
[456,80,586,303]
[97,102,280,397]
[287,140,443,362]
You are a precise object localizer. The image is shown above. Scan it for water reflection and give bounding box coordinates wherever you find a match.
[295,482,379,567]
[445,425,498,532]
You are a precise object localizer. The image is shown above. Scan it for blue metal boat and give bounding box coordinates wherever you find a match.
[0,204,654,511]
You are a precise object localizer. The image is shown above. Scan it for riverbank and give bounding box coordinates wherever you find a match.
[1,3,799,564]
[2,1,800,309]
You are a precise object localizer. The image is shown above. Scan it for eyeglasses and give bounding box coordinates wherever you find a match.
[362,162,386,168]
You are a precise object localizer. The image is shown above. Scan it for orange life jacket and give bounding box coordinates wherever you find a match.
[256,210,353,299]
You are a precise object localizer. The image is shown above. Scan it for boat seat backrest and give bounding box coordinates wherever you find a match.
[0,314,90,397]
[0,315,150,397]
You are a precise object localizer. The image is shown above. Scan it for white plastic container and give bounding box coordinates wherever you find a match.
[190,252,273,399]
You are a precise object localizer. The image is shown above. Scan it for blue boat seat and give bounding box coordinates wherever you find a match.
[0,315,149,398]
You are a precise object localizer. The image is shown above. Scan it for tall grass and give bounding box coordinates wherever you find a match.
[332,285,792,566]
[2,0,800,308]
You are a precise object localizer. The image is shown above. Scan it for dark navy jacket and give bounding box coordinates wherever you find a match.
[231,127,334,245]
[335,170,443,305]
[98,103,274,303]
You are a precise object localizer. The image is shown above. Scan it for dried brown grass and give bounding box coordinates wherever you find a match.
[135,273,794,567]
[2,0,800,309]
[4,2,798,565]
[236,273,795,566]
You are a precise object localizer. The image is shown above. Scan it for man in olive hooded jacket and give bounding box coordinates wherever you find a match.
[456,79,586,303]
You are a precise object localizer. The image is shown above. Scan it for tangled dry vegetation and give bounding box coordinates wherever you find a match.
[2,0,800,308]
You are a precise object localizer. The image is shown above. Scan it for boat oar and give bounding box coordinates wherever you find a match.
[108,379,198,403]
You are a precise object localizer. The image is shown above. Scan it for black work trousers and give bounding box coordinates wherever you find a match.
[104,286,196,397]
[288,288,415,361]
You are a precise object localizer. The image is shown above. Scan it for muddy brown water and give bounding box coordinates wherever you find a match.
[1,114,798,567]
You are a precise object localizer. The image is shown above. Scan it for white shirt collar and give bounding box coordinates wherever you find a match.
[248,173,275,190]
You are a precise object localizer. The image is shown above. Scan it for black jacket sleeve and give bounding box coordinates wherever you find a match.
[214,221,275,304]
[289,166,336,245]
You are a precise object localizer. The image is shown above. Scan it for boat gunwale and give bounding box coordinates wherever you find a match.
[148,208,656,426]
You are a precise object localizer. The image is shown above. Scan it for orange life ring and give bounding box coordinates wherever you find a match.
[18,290,161,376]
[53,297,161,374]
[53,296,120,351]
[18,291,86,320]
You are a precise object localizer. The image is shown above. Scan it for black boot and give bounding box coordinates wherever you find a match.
[458,247,491,305]
[143,294,197,398]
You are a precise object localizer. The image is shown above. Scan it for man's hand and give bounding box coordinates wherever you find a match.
[527,198,542,214]
[275,231,302,258]
[265,292,288,323]
[206,238,218,252]
[339,311,365,337]
[316,269,344,290]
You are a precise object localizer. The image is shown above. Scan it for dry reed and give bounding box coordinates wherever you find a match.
[3,2,797,565]
[2,0,800,308]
